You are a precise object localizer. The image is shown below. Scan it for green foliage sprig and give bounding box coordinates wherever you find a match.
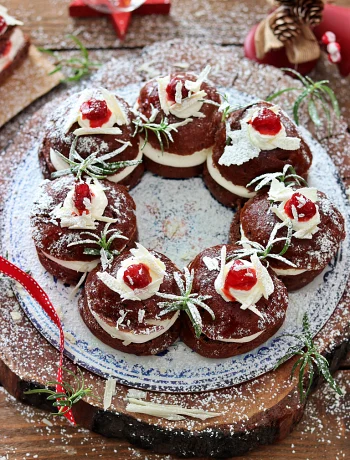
[39,35,101,83]
[51,138,141,180]
[274,314,343,402]
[266,69,340,132]
[67,222,127,270]
[247,164,308,192]
[24,367,97,416]
[133,106,192,154]
[230,221,295,267]
[156,268,214,338]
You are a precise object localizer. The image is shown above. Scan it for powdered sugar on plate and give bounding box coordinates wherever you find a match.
[1,85,349,393]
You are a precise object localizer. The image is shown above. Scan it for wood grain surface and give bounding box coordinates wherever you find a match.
[0,0,349,459]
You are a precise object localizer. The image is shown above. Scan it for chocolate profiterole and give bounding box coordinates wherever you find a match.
[181,244,288,358]
[38,87,144,189]
[136,66,221,178]
[231,179,346,291]
[31,175,137,284]
[79,244,181,355]
[204,101,312,207]
[0,6,30,86]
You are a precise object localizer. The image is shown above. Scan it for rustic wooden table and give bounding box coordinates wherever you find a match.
[0,1,349,459]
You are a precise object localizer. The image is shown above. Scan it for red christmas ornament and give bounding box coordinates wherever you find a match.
[244,24,318,76]
[69,0,171,40]
[313,4,350,76]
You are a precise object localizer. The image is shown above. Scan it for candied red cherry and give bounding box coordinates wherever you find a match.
[250,107,282,136]
[0,16,7,35]
[166,77,190,103]
[80,98,112,128]
[0,40,11,57]
[284,192,317,222]
[123,263,152,290]
[146,86,160,107]
[223,260,257,301]
[73,182,92,215]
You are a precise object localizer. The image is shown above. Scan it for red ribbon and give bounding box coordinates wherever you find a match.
[0,256,76,424]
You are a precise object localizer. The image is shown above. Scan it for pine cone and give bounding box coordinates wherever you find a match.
[271,6,302,42]
[275,0,297,6]
[293,0,324,26]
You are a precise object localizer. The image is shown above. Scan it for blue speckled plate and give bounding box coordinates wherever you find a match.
[1,86,349,393]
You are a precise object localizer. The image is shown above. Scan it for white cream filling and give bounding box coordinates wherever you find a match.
[206,152,256,198]
[97,244,166,301]
[89,305,179,344]
[0,28,25,73]
[107,147,143,183]
[50,145,142,184]
[216,329,264,343]
[52,181,116,230]
[245,105,301,151]
[42,251,99,272]
[0,6,23,28]
[157,66,210,119]
[215,247,274,319]
[268,179,321,239]
[50,147,69,172]
[63,87,129,134]
[272,267,307,276]
[142,138,210,167]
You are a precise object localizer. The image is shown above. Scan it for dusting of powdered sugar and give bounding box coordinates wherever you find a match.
[0,84,349,393]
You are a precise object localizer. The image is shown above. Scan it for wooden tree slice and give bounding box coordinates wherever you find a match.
[0,41,349,458]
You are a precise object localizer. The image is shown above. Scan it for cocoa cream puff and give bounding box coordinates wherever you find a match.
[38,87,144,188]
[135,66,221,178]
[181,245,288,358]
[231,179,346,290]
[0,6,30,86]
[203,101,312,207]
[79,244,181,355]
[31,175,137,284]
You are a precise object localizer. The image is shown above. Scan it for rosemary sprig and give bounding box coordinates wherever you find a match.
[231,221,295,266]
[202,93,247,122]
[274,314,343,402]
[51,138,141,180]
[156,267,214,338]
[67,222,128,270]
[133,106,192,154]
[38,35,101,83]
[247,164,308,192]
[24,367,97,416]
[218,93,243,122]
[266,69,340,133]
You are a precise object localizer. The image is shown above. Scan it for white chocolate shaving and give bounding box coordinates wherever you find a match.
[126,398,221,421]
[103,377,117,410]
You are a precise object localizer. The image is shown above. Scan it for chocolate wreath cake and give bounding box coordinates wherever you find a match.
[181,244,288,358]
[0,5,30,86]
[38,87,144,188]
[79,244,181,355]
[136,66,221,178]
[203,101,313,207]
[31,175,137,284]
[230,177,346,291]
